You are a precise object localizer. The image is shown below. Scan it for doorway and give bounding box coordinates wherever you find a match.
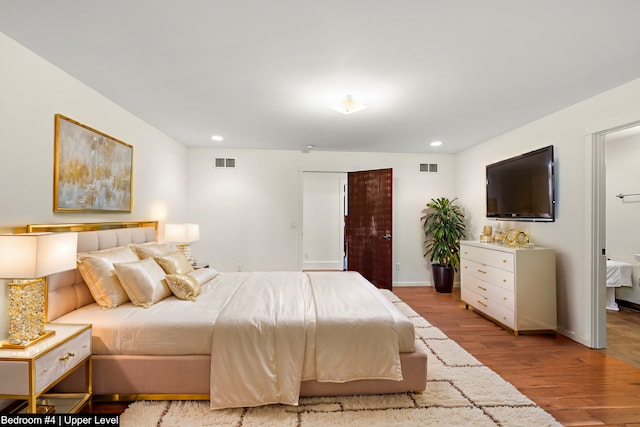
[588,120,640,350]
[302,168,393,289]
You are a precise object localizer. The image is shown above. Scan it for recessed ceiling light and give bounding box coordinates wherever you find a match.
[430,141,442,147]
[211,135,224,142]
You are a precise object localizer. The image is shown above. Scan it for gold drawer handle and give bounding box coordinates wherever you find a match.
[477,269,487,274]
[477,300,487,307]
[503,297,507,301]
[502,259,507,263]
[59,352,75,362]
[477,285,487,291]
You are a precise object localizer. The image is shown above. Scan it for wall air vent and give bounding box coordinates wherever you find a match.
[419,163,438,173]
[214,157,237,168]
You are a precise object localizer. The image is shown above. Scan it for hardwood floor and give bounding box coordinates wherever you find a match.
[603,306,640,368]
[394,286,640,427]
[92,286,640,426]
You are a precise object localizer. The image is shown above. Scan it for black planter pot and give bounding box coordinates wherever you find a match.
[431,264,454,293]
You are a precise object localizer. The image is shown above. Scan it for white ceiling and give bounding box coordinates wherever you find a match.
[2,1,640,154]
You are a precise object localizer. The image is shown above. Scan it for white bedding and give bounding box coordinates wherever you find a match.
[55,270,415,409]
[606,260,632,288]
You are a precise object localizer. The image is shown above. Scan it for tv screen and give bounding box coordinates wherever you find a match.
[486,145,555,222]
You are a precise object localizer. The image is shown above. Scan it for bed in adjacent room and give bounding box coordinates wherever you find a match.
[606,260,633,311]
[28,221,427,409]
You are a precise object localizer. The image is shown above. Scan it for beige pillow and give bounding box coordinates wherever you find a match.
[130,242,176,259]
[188,268,219,286]
[165,274,201,301]
[76,246,139,308]
[155,252,194,275]
[114,258,171,308]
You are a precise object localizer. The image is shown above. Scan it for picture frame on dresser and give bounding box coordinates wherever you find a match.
[53,114,133,213]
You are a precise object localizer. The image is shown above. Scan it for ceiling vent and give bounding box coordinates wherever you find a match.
[419,163,438,173]
[215,157,237,168]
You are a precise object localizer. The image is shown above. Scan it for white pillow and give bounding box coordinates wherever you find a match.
[76,246,139,308]
[114,258,171,308]
[188,268,219,286]
[130,242,176,259]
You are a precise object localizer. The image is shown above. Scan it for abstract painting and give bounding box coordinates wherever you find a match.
[54,114,133,212]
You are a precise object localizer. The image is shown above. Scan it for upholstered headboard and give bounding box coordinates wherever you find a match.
[19,221,158,321]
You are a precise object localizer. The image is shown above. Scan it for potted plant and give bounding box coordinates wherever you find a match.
[421,197,466,293]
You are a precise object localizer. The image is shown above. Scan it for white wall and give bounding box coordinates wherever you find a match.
[606,133,640,304]
[0,33,189,339]
[456,77,640,347]
[187,148,457,285]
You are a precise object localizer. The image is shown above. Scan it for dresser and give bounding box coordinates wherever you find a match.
[0,323,92,413]
[460,241,556,335]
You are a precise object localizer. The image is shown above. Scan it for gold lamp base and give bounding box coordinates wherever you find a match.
[1,330,55,349]
[3,278,52,348]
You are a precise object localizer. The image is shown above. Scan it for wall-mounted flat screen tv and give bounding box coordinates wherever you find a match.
[486,145,555,222]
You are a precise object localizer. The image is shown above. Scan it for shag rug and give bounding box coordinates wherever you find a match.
[120,294,561,427]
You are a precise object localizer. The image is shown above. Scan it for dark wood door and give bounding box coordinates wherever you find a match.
[346,168,393,290]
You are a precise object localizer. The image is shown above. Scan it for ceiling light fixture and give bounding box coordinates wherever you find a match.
[211,135,224,142]
[329,95,368,115]
[430,141,443,147]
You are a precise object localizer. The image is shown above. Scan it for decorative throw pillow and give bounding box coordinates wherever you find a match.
[154,252,194,275]
[165,274,201,301]
[76,246,139,308]
[114,257,171,308]
[130,242,176,259]
[188,268,220,286]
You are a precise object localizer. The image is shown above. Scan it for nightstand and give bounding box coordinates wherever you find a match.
[0,323,92,413]
[193,262,210,269]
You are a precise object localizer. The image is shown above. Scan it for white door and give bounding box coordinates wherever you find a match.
[302,172,347,270]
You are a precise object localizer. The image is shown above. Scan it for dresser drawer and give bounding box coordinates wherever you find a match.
[461,258,514,292]
[462,286,515,329]
[461,273,514,310]
[34,329,91,394]
[461,244,514,272]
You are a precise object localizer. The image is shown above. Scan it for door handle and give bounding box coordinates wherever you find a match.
[382,234,392,239]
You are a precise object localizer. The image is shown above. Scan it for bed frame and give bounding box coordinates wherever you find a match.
[27,221,427,402]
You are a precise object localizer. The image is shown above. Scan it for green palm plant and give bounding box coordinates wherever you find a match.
[421,197,466,271]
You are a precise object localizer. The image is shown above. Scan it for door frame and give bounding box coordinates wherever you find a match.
[587,119,640,349]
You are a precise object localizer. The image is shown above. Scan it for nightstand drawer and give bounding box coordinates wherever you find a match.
[35,329,91,394]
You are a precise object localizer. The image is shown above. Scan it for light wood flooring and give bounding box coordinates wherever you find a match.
[394,286,640,427]
[603,305,640,368]
[93,286,640,426]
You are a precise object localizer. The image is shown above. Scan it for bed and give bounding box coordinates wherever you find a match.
[606,260,633,311]
[27,221,427,408]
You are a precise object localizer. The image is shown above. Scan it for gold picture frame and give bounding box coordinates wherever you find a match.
[54,114,133,212]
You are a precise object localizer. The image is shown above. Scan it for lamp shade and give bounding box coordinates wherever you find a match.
[164,223,200,243]
[0,232,78,279]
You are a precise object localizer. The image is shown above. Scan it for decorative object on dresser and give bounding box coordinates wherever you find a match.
[54,114,133,213]
[460,240,556,335]
[164,223,200,265]
[0,232,77,347]
[421,197,466,293]
[0,324,92,414]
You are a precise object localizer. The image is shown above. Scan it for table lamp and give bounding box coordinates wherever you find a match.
[0,232,78,348]
[164,223,200,265]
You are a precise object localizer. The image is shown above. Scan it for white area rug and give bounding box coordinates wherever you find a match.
[120,297,561,427]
